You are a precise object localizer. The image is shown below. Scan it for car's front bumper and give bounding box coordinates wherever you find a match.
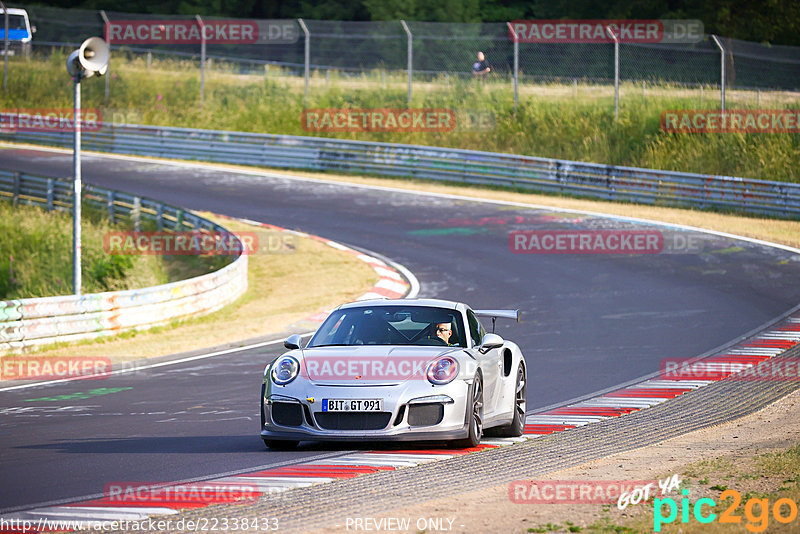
[261,379,472,442]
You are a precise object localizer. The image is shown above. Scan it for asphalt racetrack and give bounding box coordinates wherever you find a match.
[2,147,800,513]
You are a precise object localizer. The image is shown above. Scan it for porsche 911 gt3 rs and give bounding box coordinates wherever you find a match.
[260,299,526,449]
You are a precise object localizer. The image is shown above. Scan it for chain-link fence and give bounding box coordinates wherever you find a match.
[7,4,800,109]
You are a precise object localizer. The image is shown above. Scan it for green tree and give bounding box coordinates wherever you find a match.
[363,0,481,22]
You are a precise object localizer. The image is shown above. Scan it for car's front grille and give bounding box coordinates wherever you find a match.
[407,403,444,426]
[272,402,304,427]
[314,412,392,431]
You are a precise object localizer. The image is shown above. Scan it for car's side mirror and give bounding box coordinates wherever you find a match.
[479,333,504,353]
[284,334,303,350]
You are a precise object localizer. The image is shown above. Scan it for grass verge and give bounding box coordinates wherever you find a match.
[573,445,800,533]
[5,214,378,364]
[0,201,226,298]
[1,50,798,182]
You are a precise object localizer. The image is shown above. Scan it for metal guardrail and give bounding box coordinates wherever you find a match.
[0,170,248,353]
[2,121,798,219]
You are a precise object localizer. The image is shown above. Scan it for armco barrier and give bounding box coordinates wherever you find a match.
[0,171,248,353]
[2,119,799,218]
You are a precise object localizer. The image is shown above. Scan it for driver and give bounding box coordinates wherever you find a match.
[435,322,453,345]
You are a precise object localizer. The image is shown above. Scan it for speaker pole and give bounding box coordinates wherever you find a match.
[72,71,82,295]
[66,36,109,295]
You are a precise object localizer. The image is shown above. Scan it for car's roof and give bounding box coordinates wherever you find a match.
[336,298,465,312]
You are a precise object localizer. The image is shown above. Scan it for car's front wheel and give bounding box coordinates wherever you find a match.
[263,439,299,450]
[450,375,483,448]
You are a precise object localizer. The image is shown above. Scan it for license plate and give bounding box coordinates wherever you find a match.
[322,399,383,412]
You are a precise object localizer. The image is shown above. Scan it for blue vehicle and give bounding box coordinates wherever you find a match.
[0,8,35,56]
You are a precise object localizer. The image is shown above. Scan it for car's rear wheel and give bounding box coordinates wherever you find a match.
[450,375,483,448]
[491,363,526,437]
[263,439,299,450]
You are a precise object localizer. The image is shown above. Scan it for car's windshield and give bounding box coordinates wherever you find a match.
[308,305,467,348]
[1,15,27,31]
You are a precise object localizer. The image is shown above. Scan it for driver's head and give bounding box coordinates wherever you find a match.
[435,322,452,343]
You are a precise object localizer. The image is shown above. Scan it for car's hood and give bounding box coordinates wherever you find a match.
[298,345,464,386]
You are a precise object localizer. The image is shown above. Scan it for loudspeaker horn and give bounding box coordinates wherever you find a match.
[65,36,110,79]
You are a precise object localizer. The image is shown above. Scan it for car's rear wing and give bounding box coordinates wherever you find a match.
[474,309,520,332]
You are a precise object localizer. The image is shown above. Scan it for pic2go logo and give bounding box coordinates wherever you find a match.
[654,489,799,532]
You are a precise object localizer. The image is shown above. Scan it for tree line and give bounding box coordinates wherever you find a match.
[28,0,800,46]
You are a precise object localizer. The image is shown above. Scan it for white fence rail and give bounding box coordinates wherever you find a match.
[0,171,248,353]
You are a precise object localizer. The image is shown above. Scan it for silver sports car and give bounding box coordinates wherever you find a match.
[260,299,526,449]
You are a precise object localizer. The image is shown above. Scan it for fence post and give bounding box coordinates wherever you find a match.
[711,35,726,111]
[297,18,310,104]
[506,22,518,111]
[146,50,152,69]
[99,10,110,105]
[606,25,619,119]
[195,15,206,102]
[1,1,8,92]
[400,20,412,108]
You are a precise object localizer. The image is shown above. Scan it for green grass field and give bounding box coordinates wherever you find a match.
[1,49,798,183]
[0,202,228,299]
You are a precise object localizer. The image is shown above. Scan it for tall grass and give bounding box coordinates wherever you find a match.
[0,202,228,299]
[2,50,798,182]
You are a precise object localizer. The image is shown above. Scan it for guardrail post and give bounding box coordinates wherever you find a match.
[195,15,206,102]
[711,35,726,111]
[132,196,141,231]
[176,209,184,230]
[156,203,164,231]
[46,178,54,211]
[297,19,310,105]
[12,171,19,205]
[606,167,615,200]
[400,20,412,108]
[107,190,115,223]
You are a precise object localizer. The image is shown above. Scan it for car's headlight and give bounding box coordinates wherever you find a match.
[271,356,300,385]
[426,356,459,385]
